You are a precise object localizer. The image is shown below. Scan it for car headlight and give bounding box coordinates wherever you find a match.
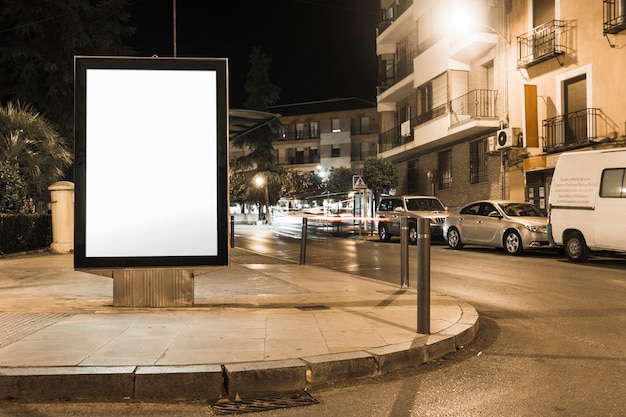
[525,224,547,233]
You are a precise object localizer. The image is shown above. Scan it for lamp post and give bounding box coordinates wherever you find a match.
[254,174,270,224]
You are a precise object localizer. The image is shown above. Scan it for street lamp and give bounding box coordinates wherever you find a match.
[254,174,270,224]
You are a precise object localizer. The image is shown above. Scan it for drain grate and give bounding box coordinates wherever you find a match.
[211,390,319,415]
[296,305,329,311]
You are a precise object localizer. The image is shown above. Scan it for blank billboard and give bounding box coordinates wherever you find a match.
[74,56,229,268]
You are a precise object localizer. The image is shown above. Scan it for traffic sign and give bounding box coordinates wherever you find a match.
[353,175,367,190]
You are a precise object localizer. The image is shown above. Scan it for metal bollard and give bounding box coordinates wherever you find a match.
[400,217,409,288]
[300,217,308,265]
[230,215,235,248]
[417,217,431,334]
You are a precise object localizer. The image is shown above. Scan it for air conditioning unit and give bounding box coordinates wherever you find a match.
[496,127,523,150]
[487,136,498,153]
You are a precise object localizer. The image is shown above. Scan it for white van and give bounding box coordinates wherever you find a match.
[548,148,626,262]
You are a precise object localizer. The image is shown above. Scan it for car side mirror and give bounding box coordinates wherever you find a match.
[394,207,405,213]
[488,211,500,217]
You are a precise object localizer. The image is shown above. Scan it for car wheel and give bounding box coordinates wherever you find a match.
[564,232,589,262]
[378,224,391,241]
[504,230,523,255]
[409,224,418,244]
[447,227,463,250]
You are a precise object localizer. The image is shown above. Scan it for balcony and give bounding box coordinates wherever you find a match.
[543,108,617,153]
[379,89,500,155]
[377,49,416,96]
[517,20,566,68]
[449,89,498,126]
[379,124,413,153]
[377,0,412,37]
[604,0,626,34]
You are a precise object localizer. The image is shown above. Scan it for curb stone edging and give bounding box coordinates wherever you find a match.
[0,315,479,402]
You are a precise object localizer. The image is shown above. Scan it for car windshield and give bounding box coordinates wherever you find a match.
[500,203,546,217]
[405,198,445,212]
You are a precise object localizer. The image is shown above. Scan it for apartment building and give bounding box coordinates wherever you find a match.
[268,97,379,176]
[376,0,626,210]
[229,98,378,176]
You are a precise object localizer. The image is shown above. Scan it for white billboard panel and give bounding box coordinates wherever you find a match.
[74,57,228,268]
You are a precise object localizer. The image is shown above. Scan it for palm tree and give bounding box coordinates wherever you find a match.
[0,101,72,210]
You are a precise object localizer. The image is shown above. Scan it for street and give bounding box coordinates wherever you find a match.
[3,222,626,416]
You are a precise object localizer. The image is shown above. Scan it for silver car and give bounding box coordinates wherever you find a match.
[443,200,550,255]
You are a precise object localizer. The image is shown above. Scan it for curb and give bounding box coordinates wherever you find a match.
[0,306,479,402]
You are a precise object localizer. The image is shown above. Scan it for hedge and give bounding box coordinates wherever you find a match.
[0,214,52,255]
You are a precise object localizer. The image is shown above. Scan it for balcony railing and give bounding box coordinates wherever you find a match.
[543,108,616,152]
[379,124,413,153]
[377,47,416,95]
[377,0,412,36]
[350,149,377,161]
[449,89,498,126]
[380,89,500,153]
[604,0,626,34]
[414,104,447,126]
[517,20,566,68]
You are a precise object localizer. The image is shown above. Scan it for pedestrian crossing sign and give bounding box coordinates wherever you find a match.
[353,175,367,190]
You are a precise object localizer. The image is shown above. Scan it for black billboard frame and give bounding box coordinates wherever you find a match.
[73,56,229,269]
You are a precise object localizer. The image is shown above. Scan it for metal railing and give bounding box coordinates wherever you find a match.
[414,103,447,126]
[604,0,626,34]
[379,124,413,153]
[449,89,498,126]
[377,0,412,36]
[543,108,615,152]
[517,20,566,68]
[377,47,416,94]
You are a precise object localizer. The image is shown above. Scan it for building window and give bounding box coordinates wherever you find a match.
[407,159,419,194]
[278,125,287,140]
[351,117,371,135]
[296,123,306,139]
[331,145,341,157]
[310,121,320,138]
[417,82,432,117]
[309,148,319,163]
[332,118,341,132]
[438,149,452,189]
[469,139,488,184]
[600,168,626,197]
[295,149,304,164]
[281,124,295,140]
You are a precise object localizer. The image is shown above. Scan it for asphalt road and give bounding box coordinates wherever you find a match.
[3,224,625,416]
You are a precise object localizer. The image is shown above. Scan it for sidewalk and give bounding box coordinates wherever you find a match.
[0,247,478,402]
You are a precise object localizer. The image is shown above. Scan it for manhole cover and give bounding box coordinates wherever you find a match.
[211,390,319,415]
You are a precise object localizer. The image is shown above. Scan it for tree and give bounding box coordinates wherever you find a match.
[0,101,73,210]
[232,47,281,171]
[231,47,281,222]
[0,0,136,145]
[278,168,326,210]
[0,162,29,213]
[363,157,398,212]
[326,166,355,194]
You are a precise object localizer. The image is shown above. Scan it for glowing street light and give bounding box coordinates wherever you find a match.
[254,173,270,224]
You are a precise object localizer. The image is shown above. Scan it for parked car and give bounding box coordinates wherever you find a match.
[443,200,550,255]
[376,195,448,244]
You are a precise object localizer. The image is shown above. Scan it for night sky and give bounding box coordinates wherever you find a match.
[125,0,380,109]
